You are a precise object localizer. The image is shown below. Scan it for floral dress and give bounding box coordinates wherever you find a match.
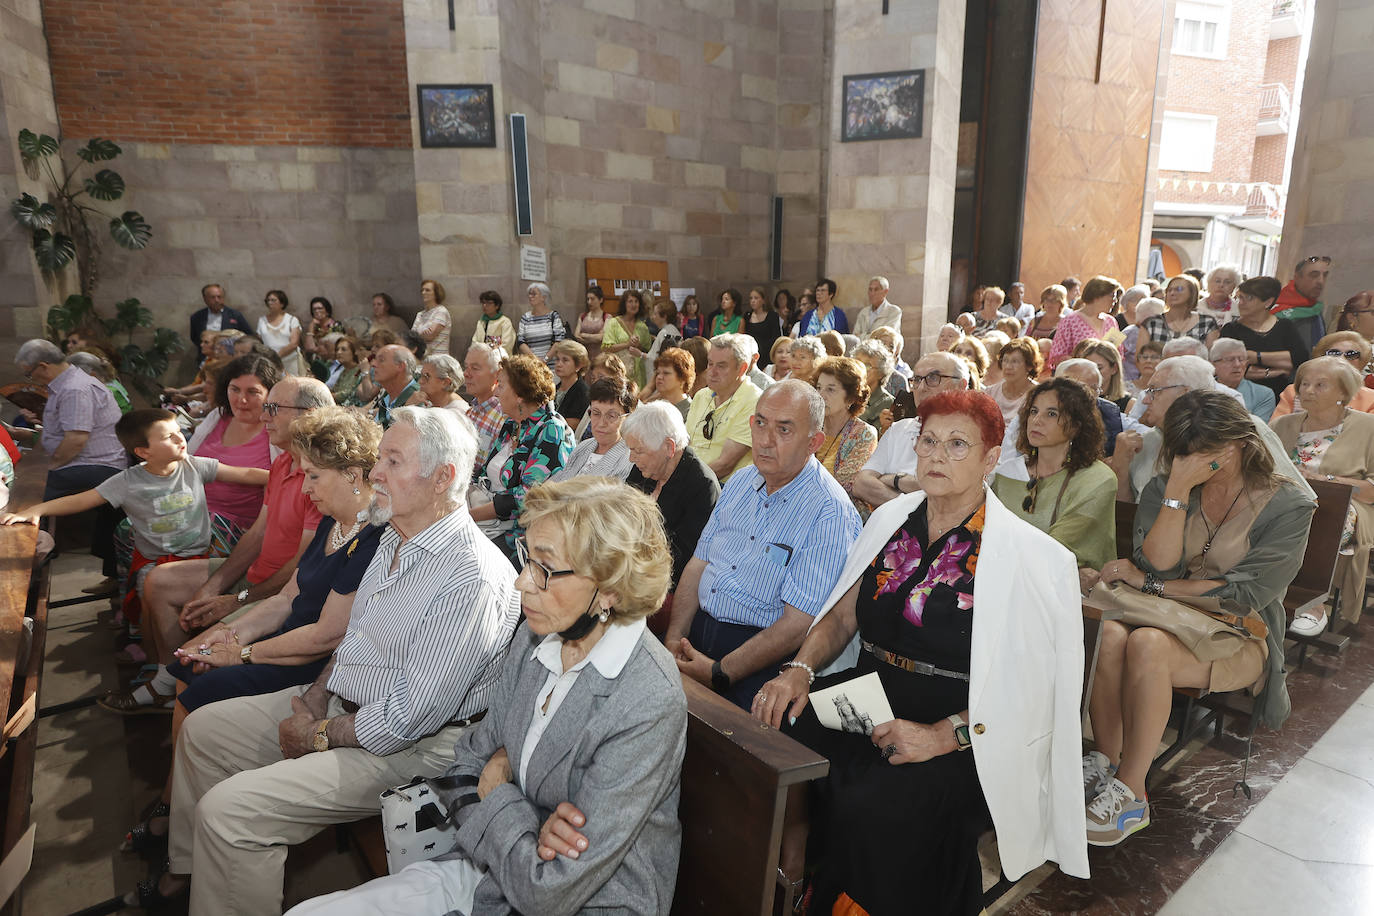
[1291,426,1357,553]
[786,502,991,916]
[817,417,878,504]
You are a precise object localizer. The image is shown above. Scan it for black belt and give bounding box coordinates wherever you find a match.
[862,639,969,681]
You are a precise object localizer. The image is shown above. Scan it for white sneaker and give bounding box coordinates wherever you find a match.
[1288,609,1328,638]
[1082,750,1114,803]
[1086,777,1150,847]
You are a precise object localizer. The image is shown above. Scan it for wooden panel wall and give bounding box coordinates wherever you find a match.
[1019,0,1168,295]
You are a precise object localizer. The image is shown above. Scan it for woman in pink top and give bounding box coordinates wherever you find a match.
[191,355,279,551]
[1047,275,1122,370]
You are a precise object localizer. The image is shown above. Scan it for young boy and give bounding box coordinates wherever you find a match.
[1,409,268,685]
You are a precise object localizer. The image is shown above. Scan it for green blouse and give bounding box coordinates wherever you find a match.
[992,460,1117,570]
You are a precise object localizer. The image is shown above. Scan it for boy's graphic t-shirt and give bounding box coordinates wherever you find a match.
[97,455,219,558]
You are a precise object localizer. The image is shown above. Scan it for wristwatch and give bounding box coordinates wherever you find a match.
[236,588,250,605]
[313,718,331,753]
[891,473,906,493]
[240,644,254,665]
[710,660,731,694]
[1161,497,1187,511]
[947,713,972,751]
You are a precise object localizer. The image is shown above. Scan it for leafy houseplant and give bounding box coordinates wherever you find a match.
[9,130,178,398]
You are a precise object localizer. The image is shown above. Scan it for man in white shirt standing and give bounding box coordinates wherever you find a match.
[852,276,903,338]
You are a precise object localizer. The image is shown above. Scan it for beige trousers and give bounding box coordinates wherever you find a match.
[168,684,466,916]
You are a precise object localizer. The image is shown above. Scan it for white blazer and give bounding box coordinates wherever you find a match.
[810,487,1090,880]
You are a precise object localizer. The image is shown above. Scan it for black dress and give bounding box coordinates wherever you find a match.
[787,502,991,916]
[1220,319,1309,397]
[745,310,782,368]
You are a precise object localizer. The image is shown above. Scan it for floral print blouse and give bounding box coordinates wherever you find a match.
[818,417,877,502]
[485,403,575,553]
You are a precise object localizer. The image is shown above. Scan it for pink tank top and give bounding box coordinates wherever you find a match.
[195,417,271,527]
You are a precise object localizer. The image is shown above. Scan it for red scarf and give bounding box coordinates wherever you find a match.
[1271,280,1317,314]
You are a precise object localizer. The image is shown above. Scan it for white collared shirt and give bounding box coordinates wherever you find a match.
[519,617,647,789]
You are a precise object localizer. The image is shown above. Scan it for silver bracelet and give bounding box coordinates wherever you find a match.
[1142,572,1166,597]
[782,661,816,685]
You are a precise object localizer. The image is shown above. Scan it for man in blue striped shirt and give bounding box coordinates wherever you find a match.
[667,380,862,709]
[158,408,522,916]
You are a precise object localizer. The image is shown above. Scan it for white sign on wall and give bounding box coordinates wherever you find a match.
[520,245,548,282]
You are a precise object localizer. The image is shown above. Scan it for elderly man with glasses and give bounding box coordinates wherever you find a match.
[850,351,970,511]
[684,334,763,483]
[1211,338,1277,421]
[123,378,336,714]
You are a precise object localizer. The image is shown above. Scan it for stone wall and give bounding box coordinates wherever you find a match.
[0,0,64,367]
[95,142,421,376]
[824,0,965,351]
[1279,0,1374,314]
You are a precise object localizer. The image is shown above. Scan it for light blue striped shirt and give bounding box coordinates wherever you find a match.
[694,457,861,628]
[328,508,522,755]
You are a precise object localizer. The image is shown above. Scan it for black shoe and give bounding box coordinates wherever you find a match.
[120,801,170,858]
[124,857,188,912]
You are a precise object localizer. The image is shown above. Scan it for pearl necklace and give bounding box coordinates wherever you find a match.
[329,518,364,552]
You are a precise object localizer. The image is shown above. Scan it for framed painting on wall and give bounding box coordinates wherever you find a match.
[841,69,924,142]
[417,84,496,148]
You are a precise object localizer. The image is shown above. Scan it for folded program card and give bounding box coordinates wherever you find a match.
[809,672,894,735]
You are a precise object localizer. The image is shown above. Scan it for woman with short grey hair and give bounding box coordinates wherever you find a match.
[419,354,469,416]
[516,281,566,367]
[787,336,827,383]
[623,401,720,589]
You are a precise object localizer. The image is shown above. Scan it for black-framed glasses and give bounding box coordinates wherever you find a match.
[1326,349,1363,361]
[262,402,308,417]
[514,536,577,591]
[1141,384,1186,400]
[914,370,961,389]
[702,408,718,440]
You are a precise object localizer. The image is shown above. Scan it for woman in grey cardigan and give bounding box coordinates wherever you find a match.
[288,479,685,916]
[550,378,635,483]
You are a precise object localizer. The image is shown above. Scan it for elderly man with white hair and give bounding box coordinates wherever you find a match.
[463,342,506,459]
[141,407,523,915]
[1109,355,1313,503]
[684,334,763,483]
[850,351,970,510]
[623,401,721,588]
[369,344,425,428]
[1211,337,1276,421]
[1124,336,1245,423]
[732,332,774,391]
[852,275,903,337]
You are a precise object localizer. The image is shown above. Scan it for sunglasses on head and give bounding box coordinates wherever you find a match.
[1303,256,1332,265]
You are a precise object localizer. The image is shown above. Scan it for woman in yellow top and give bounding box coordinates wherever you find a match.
[812,356,877,508]
[469,290,516,354]
[991,376,1117,577]
[601,289,653,390]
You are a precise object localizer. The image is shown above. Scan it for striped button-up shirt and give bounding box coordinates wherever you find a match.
[694,458,862,629]
[328,508,522,755]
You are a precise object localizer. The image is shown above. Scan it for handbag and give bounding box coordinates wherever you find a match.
[379,778,459,873]
[1086,580,1266,663]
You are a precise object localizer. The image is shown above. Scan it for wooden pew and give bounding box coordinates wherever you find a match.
[1,455,53,914]
[344,677,829,915]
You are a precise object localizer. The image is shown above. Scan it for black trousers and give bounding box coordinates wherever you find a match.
[687,611,776,710]
[45,463,123,578]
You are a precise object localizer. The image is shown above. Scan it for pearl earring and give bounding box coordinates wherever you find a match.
[353,487,362,495]
[597,608,610,623]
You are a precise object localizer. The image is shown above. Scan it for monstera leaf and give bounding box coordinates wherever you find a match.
[32,229,77,272]
[11,192,56,228]
[76,138,122,163]
[153,326,185,354]
[84,169,125,201]
[17,129,58,163]
[109,211,151,249]
[111,297,154,332]
[45,294,97,336]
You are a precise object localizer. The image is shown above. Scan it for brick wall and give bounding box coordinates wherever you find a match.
[1263,35,1301,89]
[43,0,411,148]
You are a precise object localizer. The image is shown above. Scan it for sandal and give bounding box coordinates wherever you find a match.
[98,685,174,716]
[121,802,170,857]
[129,663,161,687]
[124,857,189,912]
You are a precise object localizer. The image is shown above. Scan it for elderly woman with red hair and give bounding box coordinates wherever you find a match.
[753,390,1088,915]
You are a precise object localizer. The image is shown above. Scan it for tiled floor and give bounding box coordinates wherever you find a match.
[21,552,1374,915]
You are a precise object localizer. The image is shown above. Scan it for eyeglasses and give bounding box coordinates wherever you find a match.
[914,370,962,389]
[587,407,626,423]
[914,433,977,461]
[1141,384,1186,400]
[1345,308,1374,317]
[1326,349,1363,361]
[702,408,717,440]
[262,402,308,417]
[514,536,578,591]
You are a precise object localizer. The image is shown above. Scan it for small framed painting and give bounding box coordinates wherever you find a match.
[841,69,925,142]
[417,84,496,148]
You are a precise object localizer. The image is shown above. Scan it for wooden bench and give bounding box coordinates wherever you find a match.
[343,676,829,915]
[1,454,54,914]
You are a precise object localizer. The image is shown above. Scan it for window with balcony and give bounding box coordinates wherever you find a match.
[1159,112,1218,173]
[1173,1,1230,59]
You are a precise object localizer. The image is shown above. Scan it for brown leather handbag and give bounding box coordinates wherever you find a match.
[1087,581,1267,663]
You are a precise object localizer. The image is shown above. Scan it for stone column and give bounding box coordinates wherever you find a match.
[823,0,965,353]
[1278,0,1374,312]
[0,0,64,367]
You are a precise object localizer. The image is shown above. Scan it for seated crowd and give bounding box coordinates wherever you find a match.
[0,258,1365,916]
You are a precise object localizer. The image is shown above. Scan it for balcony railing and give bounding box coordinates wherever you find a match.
[1244,182,1285,226]
[1256,83,1291,136]
[1271,0,1304,39]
